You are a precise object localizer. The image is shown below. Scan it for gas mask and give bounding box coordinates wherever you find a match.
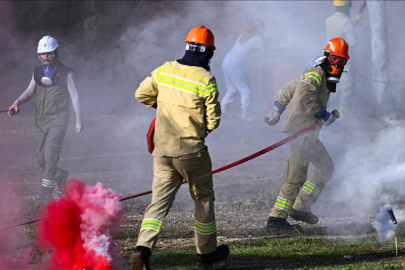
[320,52,347,92]
[41,65,54,85]
[38,51,57,85]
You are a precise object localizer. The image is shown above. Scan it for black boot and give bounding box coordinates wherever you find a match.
[130,246,151,270]
[266,217,294,231]
[56,169,69,195]
[197,245,230,269]
[39,186,54,202]
[289,208,319,224]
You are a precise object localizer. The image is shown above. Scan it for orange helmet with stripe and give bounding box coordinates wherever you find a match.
[185,26,215,50]
[324,37,350,75]
[324,37,350,59]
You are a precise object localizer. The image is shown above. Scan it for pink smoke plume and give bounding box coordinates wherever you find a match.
[0,177,31,270]
[37,179,123,270]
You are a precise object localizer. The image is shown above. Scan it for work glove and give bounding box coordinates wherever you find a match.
[315,109,340,126]
[264,101,285,126]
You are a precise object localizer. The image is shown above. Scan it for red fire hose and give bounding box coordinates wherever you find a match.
[121,120,322,201]
[1,121,322,230]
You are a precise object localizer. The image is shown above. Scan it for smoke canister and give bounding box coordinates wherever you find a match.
[343,255,355,260]
[388,209,398,224]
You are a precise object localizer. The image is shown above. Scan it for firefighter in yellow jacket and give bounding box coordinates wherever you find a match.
[264,38,350,230]
[325,0,364,115]
[130,26,229,270]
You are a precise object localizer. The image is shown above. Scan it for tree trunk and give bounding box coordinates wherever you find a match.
[367,1,389,113]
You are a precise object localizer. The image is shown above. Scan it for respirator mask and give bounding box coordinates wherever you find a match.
[41,65,54,85]
[320,52,347,92]
[38,51,57,85]
[38,52,56,85]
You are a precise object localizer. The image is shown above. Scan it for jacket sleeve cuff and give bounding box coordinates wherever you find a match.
[274,101,286,114]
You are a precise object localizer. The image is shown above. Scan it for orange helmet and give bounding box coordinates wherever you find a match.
[324,37,350,75]
[324,37,350,59]
[185,26,215,50]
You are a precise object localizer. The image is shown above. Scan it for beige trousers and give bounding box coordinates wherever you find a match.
[136,149,217,254]
[270,130,334,219]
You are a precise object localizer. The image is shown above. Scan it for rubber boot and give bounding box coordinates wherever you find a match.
[130,246,151,270]
[289,208,319,224]
[266,217,294,231]
[56,169,69,195]
[39,186,54,202]
[197,245,230,269]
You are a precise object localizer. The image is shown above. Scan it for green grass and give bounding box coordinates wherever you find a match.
[142,236,405,270]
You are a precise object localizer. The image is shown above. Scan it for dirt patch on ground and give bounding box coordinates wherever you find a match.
[0,114,402,269]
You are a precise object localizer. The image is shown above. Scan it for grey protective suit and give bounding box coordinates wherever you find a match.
[33,62,72,189]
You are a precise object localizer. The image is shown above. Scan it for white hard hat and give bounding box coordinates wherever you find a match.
[37,36,58,53]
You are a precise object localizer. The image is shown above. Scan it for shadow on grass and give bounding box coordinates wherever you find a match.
[147,249,401,270]
[225,250,401,269]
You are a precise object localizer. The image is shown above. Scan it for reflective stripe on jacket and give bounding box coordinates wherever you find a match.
[135,61,221,157]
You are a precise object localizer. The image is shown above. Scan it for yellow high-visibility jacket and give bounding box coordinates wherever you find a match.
[326,12,357,48]
[282,66,330,133]
[135,61,221,157]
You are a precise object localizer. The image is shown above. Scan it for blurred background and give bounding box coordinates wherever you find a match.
[2,1,402,117]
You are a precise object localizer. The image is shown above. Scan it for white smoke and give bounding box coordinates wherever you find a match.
[79,182,123,260]
[372,205,396,241]
[321,124,405,220]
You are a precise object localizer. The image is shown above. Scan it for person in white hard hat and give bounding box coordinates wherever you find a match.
[8,35,84,202]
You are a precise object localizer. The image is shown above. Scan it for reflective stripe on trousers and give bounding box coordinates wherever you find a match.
[274,196,294,211]
[136,149,217,254]
[302,181,322,197]
[194,220,216,235]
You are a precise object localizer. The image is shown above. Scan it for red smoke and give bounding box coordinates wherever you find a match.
[37,180,122,270]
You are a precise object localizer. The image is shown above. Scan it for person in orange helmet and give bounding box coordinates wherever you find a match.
[264,38,350,230]
[129,26,229,270]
